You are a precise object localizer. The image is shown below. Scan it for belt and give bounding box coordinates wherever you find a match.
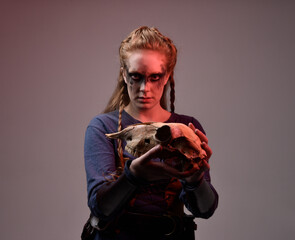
[115,212,196,238]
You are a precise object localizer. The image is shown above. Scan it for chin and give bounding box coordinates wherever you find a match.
[137,105,152,111]
[136,102,154,110]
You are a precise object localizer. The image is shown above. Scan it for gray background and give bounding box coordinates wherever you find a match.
[1,0,294,239]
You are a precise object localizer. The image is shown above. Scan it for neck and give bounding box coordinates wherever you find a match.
[124,104,171,122]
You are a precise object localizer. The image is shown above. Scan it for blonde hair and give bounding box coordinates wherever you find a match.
[104,26,178,169]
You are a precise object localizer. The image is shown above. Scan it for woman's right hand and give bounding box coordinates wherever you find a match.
[129,145,199,182]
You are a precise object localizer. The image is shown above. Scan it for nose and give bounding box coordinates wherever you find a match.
[139,79,151,92]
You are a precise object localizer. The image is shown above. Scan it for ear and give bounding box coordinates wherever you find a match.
[121,67,127,84]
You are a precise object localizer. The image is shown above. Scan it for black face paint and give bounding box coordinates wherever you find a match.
[126,70,166,86]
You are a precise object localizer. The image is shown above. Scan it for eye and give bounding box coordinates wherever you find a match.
[150,74,161,81]
[129,73,142,82]
[144,139,150,144]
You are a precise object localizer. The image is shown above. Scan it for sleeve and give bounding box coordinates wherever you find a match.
[180,170,219,219]
[84,122,138,221]
[179,117,219,219]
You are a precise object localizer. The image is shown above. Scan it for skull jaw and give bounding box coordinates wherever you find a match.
[161,146,204,172]
[163,156,203,172]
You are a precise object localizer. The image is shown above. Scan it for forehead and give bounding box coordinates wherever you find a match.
[125,50,167,73]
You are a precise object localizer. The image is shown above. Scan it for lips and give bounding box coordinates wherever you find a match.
[137,97,152,102]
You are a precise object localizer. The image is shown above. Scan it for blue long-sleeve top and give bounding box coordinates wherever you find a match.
[84,110,218,239]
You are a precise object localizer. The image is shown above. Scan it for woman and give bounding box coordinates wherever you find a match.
[83,26,218,240]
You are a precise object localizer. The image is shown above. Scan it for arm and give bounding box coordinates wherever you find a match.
[180,123,219,218]
[84,123,139,221]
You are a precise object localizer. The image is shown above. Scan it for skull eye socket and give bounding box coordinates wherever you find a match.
[144,138,150,144]
[155,125,171,142]
[127,136,132,141]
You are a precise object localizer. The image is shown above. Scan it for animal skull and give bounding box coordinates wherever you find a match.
[105,122,207,170]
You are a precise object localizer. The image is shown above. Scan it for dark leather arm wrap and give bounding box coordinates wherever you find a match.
[183,178,219,219]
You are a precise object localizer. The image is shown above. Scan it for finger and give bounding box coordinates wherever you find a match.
[200,159,210,171]
[201,142,212,159]
[138,145,163,164]
[164,162,200,179]
[150,161,195,179]
[147,161,180,177]
[195,129,208,144]
[188,122,196,131]
[175,164,202,178]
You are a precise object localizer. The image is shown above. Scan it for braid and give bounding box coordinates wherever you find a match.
[104,86,126,182]
[169,73,175,113]
[116,86,125,173]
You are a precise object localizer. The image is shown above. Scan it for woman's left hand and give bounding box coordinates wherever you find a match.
[184,123,213,184]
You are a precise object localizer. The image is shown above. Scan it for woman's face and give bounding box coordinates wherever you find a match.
[123,49,170,112]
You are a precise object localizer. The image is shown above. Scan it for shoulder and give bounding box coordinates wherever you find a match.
[168,112,206,135]
[87,110,119,134]
[89,110,118,125]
